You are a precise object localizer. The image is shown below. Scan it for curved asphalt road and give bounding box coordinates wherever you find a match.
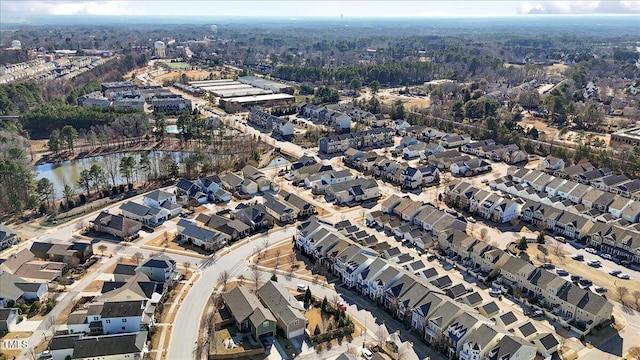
[167,226,296,359]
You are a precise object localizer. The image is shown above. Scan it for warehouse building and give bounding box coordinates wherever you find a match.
[220,93,295,113]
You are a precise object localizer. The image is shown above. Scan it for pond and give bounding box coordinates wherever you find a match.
[35,151,186,197]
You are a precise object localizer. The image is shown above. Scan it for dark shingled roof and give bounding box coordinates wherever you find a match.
[72,332,147,358]
[100,300,144,318]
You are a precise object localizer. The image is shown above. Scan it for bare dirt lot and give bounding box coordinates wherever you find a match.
[155,70,217,83]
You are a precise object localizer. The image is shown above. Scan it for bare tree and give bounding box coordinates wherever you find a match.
[217,270,230,292]
[376,325,389,348]
[250,266,262,291]
[132,251,144,265]
[616,284,629,306]
[183,261,191,276]
[262,237,270,253]
[237,274,245,286]
[288,251,297,267]
[633,290,640,310]
[163,231,170,247]
[552,240,564,262]
[97,244,108,256]
[274,249,282,270]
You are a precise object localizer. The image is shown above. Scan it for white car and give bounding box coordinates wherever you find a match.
[586,247,598,254]
[617,273,630,280]
[296,284,308,292]
[586,260,601,267]
[361,348,373,360]
[488,288,502,297]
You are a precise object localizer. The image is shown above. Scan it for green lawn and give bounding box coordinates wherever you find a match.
[163,62,191,70]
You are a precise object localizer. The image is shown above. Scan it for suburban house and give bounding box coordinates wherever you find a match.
[279,190,317,218]
[143,189,176,208]
[176,219,228,251]
[135,255,177,284]
[0,308,19,332]
[257,281,306,338]
[92,212,142,239]
[541,156,565,171]
[69,332,148,360]
[232,204,272,230]
[223,286,276,340]
[324,178,380,204]
[263,194,299,223]
[100,273,164,304]
[0,224,18,250]
[119,201,170,224]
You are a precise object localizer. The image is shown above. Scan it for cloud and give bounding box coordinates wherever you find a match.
[517,1,640,14]
[1,1,144,16]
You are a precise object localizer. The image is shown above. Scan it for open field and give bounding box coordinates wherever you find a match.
[161,62,192,70]
[155,70,217,83]
[254,242,313,277]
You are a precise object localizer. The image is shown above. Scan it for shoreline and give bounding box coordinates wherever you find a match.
[31,139,193,166]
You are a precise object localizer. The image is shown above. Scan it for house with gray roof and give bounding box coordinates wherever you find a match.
[458,324,503,360]
[0,271,48,306]
[71,331,148,360]
[177,219,228,251]
[257,281,306,338]
[485,334,536,360]
[92,212,142,239]
[120,201,169,224]
[223,286,276,340]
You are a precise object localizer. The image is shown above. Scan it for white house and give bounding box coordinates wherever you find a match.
[240,179,259,195]
[0,308,19,332]
[143,189,176,208]
[135,255,177,284]
[120,201,170,224]
[100,300,149,335]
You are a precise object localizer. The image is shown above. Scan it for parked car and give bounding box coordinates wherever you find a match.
[542,262,555,269]
[579,278,592,287]
[570,274,581,282]
[571,254,584,261]
[361,348,373,360]
[595,286,608,293]
[531,310,544,318]
[466,217,476,223]
[601,254,613,260]
[554,236,567,243]
[609,270,622,276]
[617,273,630,280]
[296,284,308,292]
[488,288,503,297]
[586,247,598,254]
[556,268,569,276]
[586,260,601,267]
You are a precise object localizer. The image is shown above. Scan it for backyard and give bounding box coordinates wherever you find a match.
[210,325,262,355]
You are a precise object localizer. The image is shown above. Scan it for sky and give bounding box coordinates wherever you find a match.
[1,0,639,18]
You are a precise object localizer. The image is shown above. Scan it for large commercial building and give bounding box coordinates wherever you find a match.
[219,93,295,113]
[238,76,295,94]
[611,128,640,147]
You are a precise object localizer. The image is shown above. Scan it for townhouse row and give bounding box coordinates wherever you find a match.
[318,128,395,155]
[295,218,560,360]
[438,230,613,333]
[344,148,440,189]
[298,103,352,132]
[248,108,295,138]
